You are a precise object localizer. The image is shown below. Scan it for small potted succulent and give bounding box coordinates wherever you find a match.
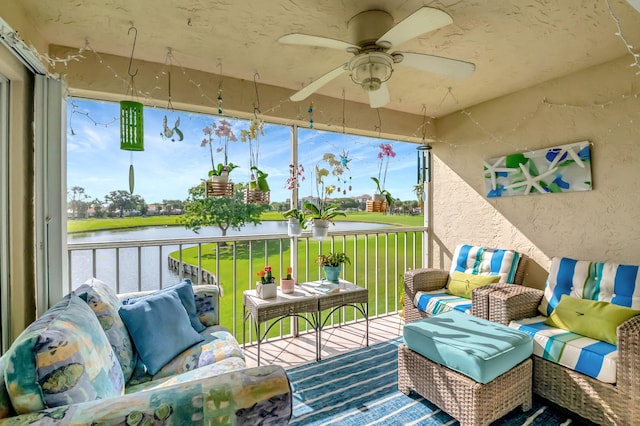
[316,252,350,283]
[256,265,276,299]
[280,266,295,294]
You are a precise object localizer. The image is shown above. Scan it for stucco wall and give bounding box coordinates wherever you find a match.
[431,55,640,289]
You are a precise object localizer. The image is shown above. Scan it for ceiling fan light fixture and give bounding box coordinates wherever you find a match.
[349,52,393,91]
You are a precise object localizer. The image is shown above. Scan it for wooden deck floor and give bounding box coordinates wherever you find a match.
[243,314,404,369]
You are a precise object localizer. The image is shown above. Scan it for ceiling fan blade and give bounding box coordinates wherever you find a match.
[369,83,390,108]
[278,34,358,51]
[376,7,453,49]
[398,52,475,80]
[290,64,348,102]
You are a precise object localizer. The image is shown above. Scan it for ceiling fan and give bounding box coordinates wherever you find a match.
[279,6,475,108]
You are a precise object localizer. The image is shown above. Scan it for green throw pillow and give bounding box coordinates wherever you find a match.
[446,271,500,299]
[545,295,640,345]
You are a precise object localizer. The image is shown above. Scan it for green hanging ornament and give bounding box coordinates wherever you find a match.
[120,100,144,151]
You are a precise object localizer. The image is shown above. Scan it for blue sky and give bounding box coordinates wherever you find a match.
[67,98,422,203]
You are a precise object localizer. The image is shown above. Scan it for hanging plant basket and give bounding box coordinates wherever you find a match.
[206,181,234,197]
[366,200,388,213]
[243,188,270,204]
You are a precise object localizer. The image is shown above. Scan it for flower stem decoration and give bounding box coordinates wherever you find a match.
[201,119,237,174]
[257,266,275,284]
[286,163,305,190]
[375,143,396,191]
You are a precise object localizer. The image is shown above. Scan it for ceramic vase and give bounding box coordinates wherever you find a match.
[211,171,229,184]
[280,278,295,294]
[256,282,276,299]
[323,265,341,283]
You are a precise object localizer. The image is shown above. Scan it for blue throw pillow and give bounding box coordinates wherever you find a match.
[119,290,204,375]
[124,280,205,332]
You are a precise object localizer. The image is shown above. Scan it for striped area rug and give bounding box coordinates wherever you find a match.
[287,338,593,425]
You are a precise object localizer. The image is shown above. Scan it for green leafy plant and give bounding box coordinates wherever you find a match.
[209,162,238,177]
[371,177,394,206]
[282,208,307,230]
[249,166,270,192]
[303,200,345,224]
[316,252,351,267]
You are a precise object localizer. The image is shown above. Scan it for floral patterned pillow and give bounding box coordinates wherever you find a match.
[4,294,124,414]
[75,278,136,382]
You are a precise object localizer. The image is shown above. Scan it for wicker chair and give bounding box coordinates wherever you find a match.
[403,247,528,323]
[485,276,640,425]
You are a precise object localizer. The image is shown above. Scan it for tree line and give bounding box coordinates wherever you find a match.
[67,186,184,219]
[68,186,424,220]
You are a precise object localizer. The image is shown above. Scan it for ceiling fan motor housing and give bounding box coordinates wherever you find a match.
[347,10,394,47]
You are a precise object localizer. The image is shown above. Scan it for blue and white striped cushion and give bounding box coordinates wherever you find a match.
[510,316,618,384]
[539,257,640,316]
[450,244,521,284]
[413,291,472,316]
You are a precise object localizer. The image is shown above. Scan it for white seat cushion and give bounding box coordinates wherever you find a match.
[509,316,618,383]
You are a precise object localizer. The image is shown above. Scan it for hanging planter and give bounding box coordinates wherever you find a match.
[244,166,270,204]
[366,199,389,213]
[206,181,234,197]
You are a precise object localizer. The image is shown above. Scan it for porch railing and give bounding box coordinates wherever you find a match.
[67,226,425,344]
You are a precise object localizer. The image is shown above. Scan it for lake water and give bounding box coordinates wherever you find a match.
[67,221,390,292]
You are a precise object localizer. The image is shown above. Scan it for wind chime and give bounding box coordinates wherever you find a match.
[120,26,144,194]
[244,72,270,204]
[415,105,432,209]
[160,48,183,142]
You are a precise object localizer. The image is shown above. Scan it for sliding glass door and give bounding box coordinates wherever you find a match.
[0,73,9,352]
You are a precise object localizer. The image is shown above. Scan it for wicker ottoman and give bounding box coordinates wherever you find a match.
[398,311,533,426]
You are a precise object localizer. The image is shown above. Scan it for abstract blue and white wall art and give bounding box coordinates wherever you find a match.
[484,141,592,198]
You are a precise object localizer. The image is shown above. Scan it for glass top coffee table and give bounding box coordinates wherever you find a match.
[243,280,368,365]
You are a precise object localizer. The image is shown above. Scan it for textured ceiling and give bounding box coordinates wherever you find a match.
[17,0,640,117]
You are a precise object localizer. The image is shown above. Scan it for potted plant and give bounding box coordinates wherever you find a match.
[282,208,306,237]
[303,199,345,241]
[256,265,276,299]
[316,252,350,283]
[209,162,239,183]
[201,120,238,181]
[369,143,396,211]
[280,266,295,294]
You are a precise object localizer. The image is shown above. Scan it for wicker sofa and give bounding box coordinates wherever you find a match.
[403,244,529,323]
[485,257,640,425]
[0,278,292,425]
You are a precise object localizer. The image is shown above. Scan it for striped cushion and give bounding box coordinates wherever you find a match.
[413,291,471,316]
[450,244,521,284]
[510,316,617,383]
[539,257,640,316]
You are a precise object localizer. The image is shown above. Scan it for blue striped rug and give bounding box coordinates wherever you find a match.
[287,338,593,425]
